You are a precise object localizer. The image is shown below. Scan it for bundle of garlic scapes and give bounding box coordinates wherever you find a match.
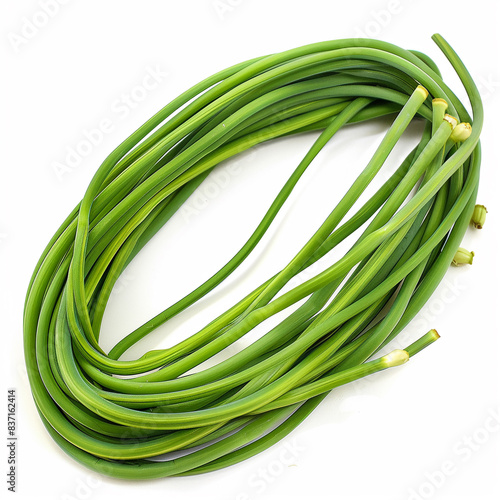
[24,34,483,479]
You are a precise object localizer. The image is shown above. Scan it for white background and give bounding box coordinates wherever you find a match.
[2,1,500,499]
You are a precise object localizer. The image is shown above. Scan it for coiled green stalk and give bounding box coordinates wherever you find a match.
[24,34,483,479]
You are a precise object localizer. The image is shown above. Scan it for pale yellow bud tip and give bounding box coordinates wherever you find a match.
[416,85,429,99]
[429,329,440,341]
[452,247,474,266]
[471,204,487,229]
[432,98,448,111]
[450,123,472,143]
[444,114,458,129]
[382,349,410,368]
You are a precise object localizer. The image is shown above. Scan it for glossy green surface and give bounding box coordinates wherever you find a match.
[24,35,482,478]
